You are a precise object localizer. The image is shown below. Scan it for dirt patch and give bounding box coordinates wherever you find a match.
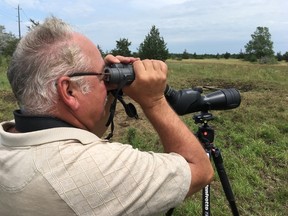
[169,77,260,93]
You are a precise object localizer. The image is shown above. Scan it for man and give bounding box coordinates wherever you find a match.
[0,17,213,215]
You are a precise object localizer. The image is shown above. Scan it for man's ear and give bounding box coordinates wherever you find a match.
[56,77,80,110]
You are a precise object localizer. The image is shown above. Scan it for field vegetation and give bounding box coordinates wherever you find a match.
[0,58,287,215]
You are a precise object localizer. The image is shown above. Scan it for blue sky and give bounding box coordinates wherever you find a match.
[1,0,287,54]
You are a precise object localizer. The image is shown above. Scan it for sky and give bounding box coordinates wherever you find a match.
[0,0,287,54]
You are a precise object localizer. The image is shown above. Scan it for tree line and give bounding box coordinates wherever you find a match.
[97,26,288,64]
[1,21,287,64]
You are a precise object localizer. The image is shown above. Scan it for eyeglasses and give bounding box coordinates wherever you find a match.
[68,72,110,81]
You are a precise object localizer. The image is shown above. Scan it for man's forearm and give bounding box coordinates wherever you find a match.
[142,97,205,161]
[142,97,214,195]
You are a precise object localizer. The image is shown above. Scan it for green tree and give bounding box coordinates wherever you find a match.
[182,49,190,59]
[97,45,105,57]
[245,27,274,61]
[276,52,282,61]
[0,25,19,56]
[138,25,169,61]
[111,38,131,56]
[223,52,231,59]
[283,51,288,62]
[238,49,245,59]
[2,37,19,56]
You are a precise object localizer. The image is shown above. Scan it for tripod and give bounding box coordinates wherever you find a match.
[194,111,240,216]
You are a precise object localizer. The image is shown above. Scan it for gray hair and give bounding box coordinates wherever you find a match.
[7,16,91,115]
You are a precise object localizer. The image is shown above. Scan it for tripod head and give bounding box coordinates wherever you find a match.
[193,111,214,124]
[194,111,215,147]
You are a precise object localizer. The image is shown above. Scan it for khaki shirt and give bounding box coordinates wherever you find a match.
[0,121,191,216]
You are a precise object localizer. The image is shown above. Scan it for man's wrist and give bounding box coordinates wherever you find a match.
[142,97,171,116]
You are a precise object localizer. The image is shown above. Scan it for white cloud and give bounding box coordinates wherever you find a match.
[1,0,287,53]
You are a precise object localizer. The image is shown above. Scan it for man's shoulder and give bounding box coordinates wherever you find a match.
[1,126,104,147]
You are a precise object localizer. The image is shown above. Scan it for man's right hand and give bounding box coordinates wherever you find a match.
[123,59,168,111]
[124,59,214,197]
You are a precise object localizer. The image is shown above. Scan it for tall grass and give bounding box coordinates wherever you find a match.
[0,58,287,215]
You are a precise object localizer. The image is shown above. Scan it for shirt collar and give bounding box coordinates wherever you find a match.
[0,120,107,147]
[13,109,75,133]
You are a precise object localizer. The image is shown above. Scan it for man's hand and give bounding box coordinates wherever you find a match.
[104,55,140,91]
[123,59,168,110]
[104,54,139,66]
[121,58,214,197]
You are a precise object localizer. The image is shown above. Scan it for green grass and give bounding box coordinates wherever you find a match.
[1,57,287,215]
[119,59,288,215]
[0,57,17,121]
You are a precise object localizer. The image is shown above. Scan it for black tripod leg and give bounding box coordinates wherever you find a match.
[212,148,240,216]
[202,150,211,216]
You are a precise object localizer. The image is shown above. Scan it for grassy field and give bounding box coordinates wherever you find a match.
[164,59,288,215]
[0,58,287,215]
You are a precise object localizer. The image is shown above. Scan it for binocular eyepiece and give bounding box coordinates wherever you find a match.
[104,63,241,115]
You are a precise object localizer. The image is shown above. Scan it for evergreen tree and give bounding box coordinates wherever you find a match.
[97,45,105,57]
[111,38,131,56]
[283,51,288,62]
[182,49,190,59]
[138,25,169,61]
[276,52,282,61]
